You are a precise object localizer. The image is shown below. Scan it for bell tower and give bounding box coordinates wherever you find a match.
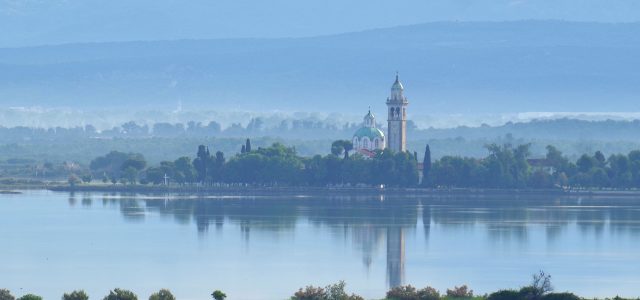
[386,73,408,152]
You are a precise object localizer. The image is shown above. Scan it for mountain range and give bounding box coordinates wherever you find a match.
[1,21,640,116]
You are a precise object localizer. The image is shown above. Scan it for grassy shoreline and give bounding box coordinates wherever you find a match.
[4,182,640,198]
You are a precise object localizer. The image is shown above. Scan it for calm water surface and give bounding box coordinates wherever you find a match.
[1,190,640,299]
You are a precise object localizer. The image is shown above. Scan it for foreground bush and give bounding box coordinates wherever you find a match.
[0,289,15,300]
[447,285,474,298]
[291,281,363,300]
[488,290,522,300]
[417,286,441,300]
[386,285,418,300]
[103,289,137,300]
[386,285,440,300]
[541,293,580,300]
[520,271,553,300]
[149,289,175,300]
[16,295,42,300]
[211,290,226,300]
[63,290,89,300]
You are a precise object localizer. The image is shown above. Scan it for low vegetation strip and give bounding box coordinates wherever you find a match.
[1,272,639,300]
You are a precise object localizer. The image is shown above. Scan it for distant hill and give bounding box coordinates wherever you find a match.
[1,21,640,114]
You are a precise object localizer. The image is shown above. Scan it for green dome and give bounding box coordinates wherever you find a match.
[353,126,385,140]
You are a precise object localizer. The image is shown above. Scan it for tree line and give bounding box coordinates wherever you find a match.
[426,144,640,189]
[86,139,419,187]
[83,139,640,189]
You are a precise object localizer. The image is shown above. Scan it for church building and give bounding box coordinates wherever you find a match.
[353,74,409,157]
[352,109,386,156]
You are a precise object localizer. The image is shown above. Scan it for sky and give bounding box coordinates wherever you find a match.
[2,0,640,47]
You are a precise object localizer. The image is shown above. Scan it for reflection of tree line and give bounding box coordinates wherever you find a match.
[68,193,640,238]
[67,193,640,287]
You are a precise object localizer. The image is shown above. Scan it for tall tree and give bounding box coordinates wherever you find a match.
[594,151,606,167]
[423,144,432,181]
[245,138,252,152]
[193,145,209,182]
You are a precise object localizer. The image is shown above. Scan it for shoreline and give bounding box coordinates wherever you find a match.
[24,184,640,198]
[4,183,640,198]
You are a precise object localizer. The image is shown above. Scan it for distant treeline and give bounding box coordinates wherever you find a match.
[6,118,640,142]
[77,138,640,189]
[7,118,640,169]
[429,144,640,189]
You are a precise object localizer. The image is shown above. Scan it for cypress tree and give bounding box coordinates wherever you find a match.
[241,145,246,154]
[423,144,432,181]
[245,138,252,152]
[194,145,208,182]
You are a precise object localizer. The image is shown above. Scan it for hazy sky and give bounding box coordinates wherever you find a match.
[2,0,640,47]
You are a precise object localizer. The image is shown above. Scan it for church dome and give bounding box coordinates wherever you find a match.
[363,109,376,127]
[353,126,385,140]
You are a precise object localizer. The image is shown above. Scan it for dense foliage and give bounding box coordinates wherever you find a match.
[427,144,640,189]
[41,139,640,189]
[133,142,419,187]
[15,295,41,300]
[148,289,175,300]
[103,289,138,300]
[0,290,14,300]
[291,281,363,300]
[62,290,89,300]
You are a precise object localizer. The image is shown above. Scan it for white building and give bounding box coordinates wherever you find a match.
[352,74,409,157]
[353,109,385,156]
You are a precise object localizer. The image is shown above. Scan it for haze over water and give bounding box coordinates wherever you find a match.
[2,190,640,299]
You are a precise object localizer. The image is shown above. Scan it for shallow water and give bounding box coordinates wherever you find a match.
[1,190,640,299]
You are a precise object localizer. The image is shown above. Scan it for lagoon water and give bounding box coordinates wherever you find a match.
[1,190,640,299]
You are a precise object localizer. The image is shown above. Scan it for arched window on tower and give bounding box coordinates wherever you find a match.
[375,139,379,148]
[363,138,369,149]
[353,137,359,149]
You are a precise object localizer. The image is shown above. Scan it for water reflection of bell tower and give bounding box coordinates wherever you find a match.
[386,227,405,287]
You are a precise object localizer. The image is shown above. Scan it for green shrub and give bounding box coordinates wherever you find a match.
[149,289,175,300]
[292,286,324,300]
[446,285,473,298]
[211,290,226,300]
[541,293,580,300]
[17,295,42,300]
[417,286,441,300]
[0,289,15,300]
[386,285,418,300]
[63,290,89,300]
[103,289,137,300]
[291,281,363,300]
[488,290,523,300]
